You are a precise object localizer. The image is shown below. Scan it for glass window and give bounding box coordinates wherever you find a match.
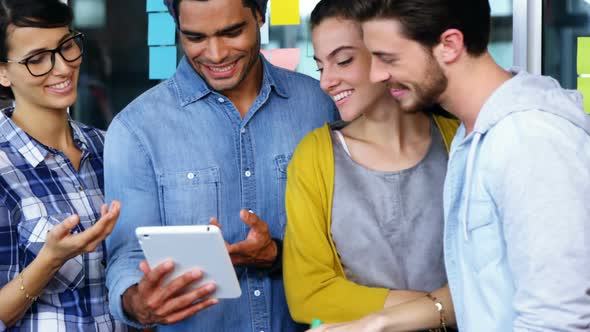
[264,0,514,80]
[68,0,516,129]
[71,0,159,130]
[543,0,590,89]
[262,0,321,80]
[490,0,514,69]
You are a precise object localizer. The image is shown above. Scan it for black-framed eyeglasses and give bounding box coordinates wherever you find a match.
[1,32,84,77]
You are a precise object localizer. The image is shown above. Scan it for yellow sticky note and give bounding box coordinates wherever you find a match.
[578,77,590,114]
[577,37,590,75]
[270,0,300,26]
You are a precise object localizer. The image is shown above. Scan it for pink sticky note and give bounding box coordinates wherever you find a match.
[261,49,272,60]
[263,48,301,71]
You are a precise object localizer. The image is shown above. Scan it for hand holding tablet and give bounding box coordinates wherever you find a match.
[121,225,240,325]
[136,225,242,299]
[126,210,277,325]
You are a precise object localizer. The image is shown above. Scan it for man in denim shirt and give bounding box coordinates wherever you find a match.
[103,0,337,331]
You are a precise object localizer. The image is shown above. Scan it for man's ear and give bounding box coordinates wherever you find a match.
[255,8,265,27]
[0,65,12,88]
[433,28,465,65]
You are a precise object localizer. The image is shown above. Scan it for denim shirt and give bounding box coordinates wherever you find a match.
[104,55,337,332]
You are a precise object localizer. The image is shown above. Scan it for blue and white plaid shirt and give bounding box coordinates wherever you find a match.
[0,108,125,332]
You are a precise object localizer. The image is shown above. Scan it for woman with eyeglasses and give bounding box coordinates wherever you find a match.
[0,0,124,330]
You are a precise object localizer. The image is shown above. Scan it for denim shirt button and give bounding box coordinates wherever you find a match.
[254,289,261,297]
[240,128,246,134]
[187,172,195,179]
[217,97,225,103]
[245,170,252,177]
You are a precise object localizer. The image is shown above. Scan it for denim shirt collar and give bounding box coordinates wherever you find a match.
[173,53,289,108]
[0,107,90,167]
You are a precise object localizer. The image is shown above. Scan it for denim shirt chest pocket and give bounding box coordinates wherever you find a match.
[18,214,85,293]
[160,167,220,226]
[275,154,292,231]
[463,198,503,273]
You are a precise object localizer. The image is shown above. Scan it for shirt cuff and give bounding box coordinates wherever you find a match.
[0,319,6,331]
[268,238,283,274]
[108,272,153,330]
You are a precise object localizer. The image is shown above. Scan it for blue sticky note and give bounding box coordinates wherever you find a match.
[146,0,168,12]
[149,46,177,80]
[148,12,176,46]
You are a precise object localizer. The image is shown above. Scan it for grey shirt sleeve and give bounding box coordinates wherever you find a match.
[494,114,590,331]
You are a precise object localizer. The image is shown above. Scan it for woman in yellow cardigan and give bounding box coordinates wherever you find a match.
[283,0,459,325]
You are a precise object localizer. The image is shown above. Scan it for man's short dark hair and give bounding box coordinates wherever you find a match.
[170,0,265,24]
[349,0,491,56]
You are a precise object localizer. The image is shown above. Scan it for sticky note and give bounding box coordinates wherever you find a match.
[262,48,301,71]
[261,49,271,60]
[146,0,168,12]
[269,48,301,71]
[577,37,590,75]
[149,46,177,80]
[270,0,300,26]
[578,77,590,114]
[148,12,176,46]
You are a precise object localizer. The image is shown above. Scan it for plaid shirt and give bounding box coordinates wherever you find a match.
[0,108,125,332]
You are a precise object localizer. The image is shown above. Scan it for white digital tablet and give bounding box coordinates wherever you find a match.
[135,225,242,299]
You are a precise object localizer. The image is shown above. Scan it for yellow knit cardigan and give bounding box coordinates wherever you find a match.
[283,115,459,324]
